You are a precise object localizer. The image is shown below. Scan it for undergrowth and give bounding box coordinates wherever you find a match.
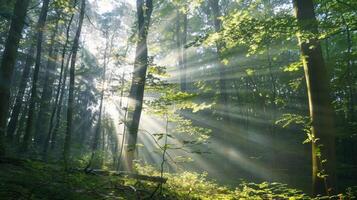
[0,159,355,200]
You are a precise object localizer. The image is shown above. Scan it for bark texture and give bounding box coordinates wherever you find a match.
[0,0,31,156]
[64,0,86,169]
[21,0,51,153]
[293,0,336,195]
[6,43,35,140]
[35,17,60,148]
[125,0,153,171]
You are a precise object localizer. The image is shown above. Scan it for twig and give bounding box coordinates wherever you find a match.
[140,129,178,167]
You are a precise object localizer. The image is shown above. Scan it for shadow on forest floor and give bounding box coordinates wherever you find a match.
[0,158,356,200]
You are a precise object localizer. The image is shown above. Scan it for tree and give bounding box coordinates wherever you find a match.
[21,0,51,153]
[209,0,230,123]
[6,42,35,140]
[0,0,31,156]
[63,0,86,169]
[35,16,60,148]
[88,29,110,169]
[175,4,188,92]
[124,0,154,171]
[293,0,337,195]
[43,9,76,157]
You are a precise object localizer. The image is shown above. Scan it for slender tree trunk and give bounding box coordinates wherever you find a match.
[0,0,31,156]
[50,53,71,151]
[175,10,186,92]
[44,12,75,157]
[182,10,188,92]
[341,15,355,123]
[88,37,108,169]
[6,43,35,140]
[119,44,130,108]
[15,93,30,144]
[119,70,125,107]
[176,8,188,92]
[63,0,86,169]
[35,17,60,148]
[209,0,230,123]
[21,0,51,153]
[125,0,153,171]
[293,0,336,195]
[117,100,129,171]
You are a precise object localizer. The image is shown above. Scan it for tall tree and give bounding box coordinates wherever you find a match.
[0,0,31,156]
[182,8,188,92]
[43,11,75,158]
[35,16,60,148]
[50,53,70,151]
[6,42,35,140]
[293,0,336,195]
[87,30,109,169]
[124,0,153,171]
[209,0,230,123]
[175,7,188,92]
[21,0,51,153]
[63,0,86,169]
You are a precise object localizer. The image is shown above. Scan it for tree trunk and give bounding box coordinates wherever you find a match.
[342,15,355,123]
[14,93,30,144]
[176,10,183,88]
[293,0,336,195]
[63,0,86,169]
[119,44,130,108]
[44,12,75,157]
[0,0,31,156]
[209,0,230,123]
[176,9,187,92]
[182,10,188,92]
[35,17,60,148]
[51,55,70,151]
[21,0,51,153]
[125,0,153,171]
[6,43,35,140]
[88,35,109,169]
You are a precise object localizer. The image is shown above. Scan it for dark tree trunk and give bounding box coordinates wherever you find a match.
[293,0,336,195]
[14,93,30,144]
[21,0,51,153]
[125,0,153,171]
[209,0,230,123]
[6,43,35,140]
[50,55,70,151]
[44,12,75,157]
[0,0,31,156]
[63,0,86,169]
[342,16,355,123]
[35,17,60,148]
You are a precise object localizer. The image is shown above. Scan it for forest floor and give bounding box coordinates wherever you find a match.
[0,158,355,200]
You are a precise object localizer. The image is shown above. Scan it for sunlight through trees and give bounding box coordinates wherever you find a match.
[0,0,356,199]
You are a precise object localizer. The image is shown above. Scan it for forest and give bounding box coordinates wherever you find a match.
[0,0,356,199]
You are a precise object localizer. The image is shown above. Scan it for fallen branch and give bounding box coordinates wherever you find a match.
[87,169,167,184]
[71,167,167,184]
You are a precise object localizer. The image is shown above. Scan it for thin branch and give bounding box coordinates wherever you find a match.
[335,0,356,10]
